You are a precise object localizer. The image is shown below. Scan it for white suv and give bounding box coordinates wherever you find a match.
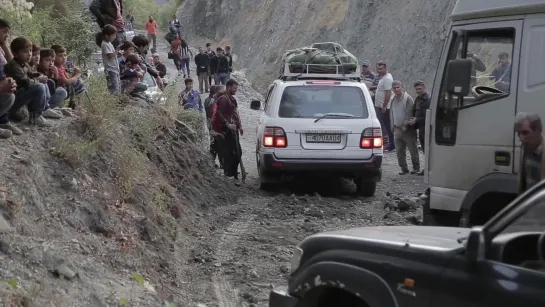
[251,63,383,196]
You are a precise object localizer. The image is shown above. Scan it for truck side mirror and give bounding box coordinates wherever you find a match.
[445,59,472,97]
[466,226,485,264]
[250,100,261,110]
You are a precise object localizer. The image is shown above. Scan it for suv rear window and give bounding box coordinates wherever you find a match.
[278,86,368,118]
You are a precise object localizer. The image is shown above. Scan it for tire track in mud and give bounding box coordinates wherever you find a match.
[212,210,258,307]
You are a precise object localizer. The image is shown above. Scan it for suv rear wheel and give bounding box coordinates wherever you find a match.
[355,178,377,197]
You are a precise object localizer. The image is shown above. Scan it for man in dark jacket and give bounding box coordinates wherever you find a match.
[195,46,211,92]
[409,80,430,175]
[214,79,243,183]
[224,45,233,79]
[132,35,164,90]
[205,43,216,85]
[152,54,167,78]
[92,0,125,49]
[215,48,230,85]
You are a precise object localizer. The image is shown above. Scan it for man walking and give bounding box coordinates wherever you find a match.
[170,15,182,38]
[390,81,420,175]
[410,80,430,175]
[145,16,157,52]
[515,113,545,194]
[371,61,395,151]
[195,46,211,92]
[214,79,243,184]
[205,43,216,85]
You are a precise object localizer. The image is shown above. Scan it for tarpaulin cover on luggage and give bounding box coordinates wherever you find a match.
[281,42,358,74]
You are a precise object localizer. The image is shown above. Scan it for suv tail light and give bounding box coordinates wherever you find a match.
[360,128,383,149]
[264,126,287,148]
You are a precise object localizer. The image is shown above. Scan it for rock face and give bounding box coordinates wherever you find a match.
[178,0,455,93]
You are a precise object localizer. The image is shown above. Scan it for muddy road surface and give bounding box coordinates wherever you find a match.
[169,64,428,306]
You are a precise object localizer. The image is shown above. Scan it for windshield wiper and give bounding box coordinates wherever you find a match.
[314,113,355,123]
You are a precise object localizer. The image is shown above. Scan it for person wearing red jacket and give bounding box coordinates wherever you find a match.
[213,79,243,182]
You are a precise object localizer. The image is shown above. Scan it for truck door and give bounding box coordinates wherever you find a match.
[514,16,545,176]
[428,20,522,212]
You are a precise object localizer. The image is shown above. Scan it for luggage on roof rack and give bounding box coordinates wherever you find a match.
[279,42,360,80]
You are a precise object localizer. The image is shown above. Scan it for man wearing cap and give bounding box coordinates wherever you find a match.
[361,60,376,88]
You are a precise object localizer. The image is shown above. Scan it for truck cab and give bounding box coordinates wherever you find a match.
[423,0,545,227]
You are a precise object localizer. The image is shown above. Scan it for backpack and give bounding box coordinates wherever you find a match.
[217,55,229,73]
[205,96,218,120]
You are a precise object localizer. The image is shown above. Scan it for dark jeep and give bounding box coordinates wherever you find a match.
[269,181,545,307]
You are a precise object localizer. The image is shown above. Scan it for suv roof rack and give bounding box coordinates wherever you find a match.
[278,63,361,82]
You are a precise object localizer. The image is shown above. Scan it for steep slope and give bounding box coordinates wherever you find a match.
[179,0,455,93]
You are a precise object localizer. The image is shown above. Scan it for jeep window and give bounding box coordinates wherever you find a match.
[278,86,368,118]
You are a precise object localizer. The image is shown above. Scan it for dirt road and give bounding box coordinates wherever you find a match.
[152,39,426,306]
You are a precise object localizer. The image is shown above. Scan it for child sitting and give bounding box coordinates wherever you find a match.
[50,44,85,108]
[3,37,50,127]
[118,42,148,96]
[37,48,67,117]
[120,54,144,95]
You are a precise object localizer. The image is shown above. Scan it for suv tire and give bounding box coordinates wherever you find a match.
[356,179,376,197]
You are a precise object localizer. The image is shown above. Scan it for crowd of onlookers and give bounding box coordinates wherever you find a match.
[361,51,511,176]
[0,19,88,139]
[360,60,429,176]
[169,36,233,93]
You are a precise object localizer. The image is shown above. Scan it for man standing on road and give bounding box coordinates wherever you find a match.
[195,46,211,93]
[214,79,243,184]
[145,16,157,52]
[515,113,545,194]
[205,43,216,86]
[390,81,420,175]
[360,60,375,88]
[215,48,230,85]
[370,61,395,152]
[410,80,431,176]
[224,45,233,80]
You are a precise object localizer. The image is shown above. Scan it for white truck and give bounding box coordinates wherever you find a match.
[423,0,545,227]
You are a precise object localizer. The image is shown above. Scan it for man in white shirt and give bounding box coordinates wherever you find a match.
[372,61,395,151]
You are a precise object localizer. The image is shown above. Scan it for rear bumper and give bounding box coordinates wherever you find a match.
[261,153,382,179]
[269,286,298,307]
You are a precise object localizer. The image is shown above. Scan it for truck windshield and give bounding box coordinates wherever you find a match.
[278,86,368,119]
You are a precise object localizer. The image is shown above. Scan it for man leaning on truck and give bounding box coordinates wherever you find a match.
[515,112,545,194]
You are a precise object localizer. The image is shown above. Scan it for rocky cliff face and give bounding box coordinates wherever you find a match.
[178,0,455,93]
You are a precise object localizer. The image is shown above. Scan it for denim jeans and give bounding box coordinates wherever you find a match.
[0,93,15,124]
[375,106,395,150]
[181,58,190,75]
[216,72,228,85]
[45,80,68,108]
[12,83,47,116]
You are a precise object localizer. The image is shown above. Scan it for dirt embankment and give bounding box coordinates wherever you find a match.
[178,0,455,93]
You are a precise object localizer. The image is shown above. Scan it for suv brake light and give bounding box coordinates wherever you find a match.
[305,81,341,85]
[360,128,383,149]
[264,126,287,148]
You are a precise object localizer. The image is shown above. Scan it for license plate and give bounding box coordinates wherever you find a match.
[306,134,341,143]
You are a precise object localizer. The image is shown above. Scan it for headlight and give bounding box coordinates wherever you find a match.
[290,247,303,273]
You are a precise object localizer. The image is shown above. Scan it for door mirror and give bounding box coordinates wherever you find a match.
[250,100,261,110]
[445,58,472,97]
[466,226,485,263]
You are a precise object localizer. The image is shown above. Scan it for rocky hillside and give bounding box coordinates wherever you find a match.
[178,0,455,93]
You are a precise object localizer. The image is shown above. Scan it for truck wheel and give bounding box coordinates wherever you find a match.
[356,179,377,197]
